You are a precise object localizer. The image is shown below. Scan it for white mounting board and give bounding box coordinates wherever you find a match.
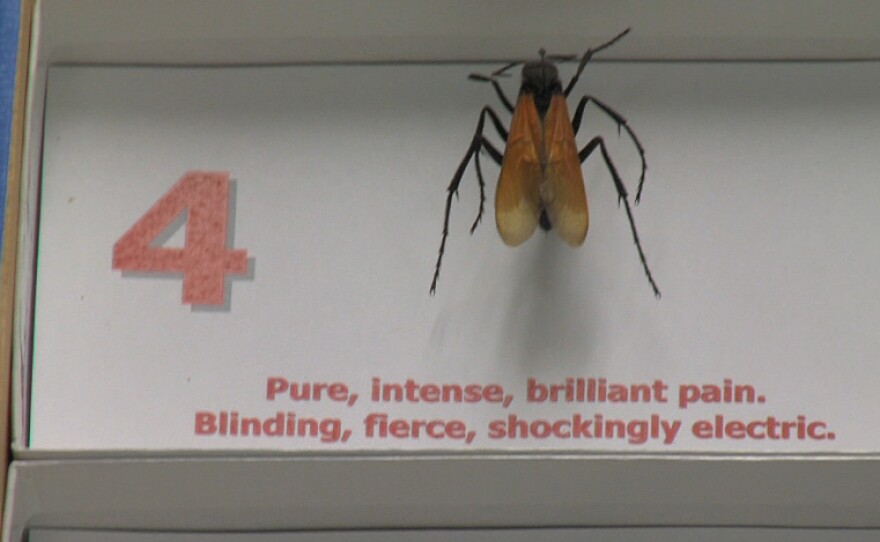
[27,60,880,454]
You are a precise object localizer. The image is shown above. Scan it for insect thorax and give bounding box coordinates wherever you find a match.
[521,61,563,116]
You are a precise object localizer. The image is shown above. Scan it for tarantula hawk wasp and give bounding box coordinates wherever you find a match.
[429,28,660,298]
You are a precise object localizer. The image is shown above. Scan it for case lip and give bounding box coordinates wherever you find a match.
[4,454,880,541]
[8,0,42,457]
[12,447,880,461]
[19,0,880,66]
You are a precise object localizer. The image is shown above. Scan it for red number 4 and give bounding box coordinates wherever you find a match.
[112,171,249,306]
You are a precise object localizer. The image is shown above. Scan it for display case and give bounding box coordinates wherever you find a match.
[5,0,880,540]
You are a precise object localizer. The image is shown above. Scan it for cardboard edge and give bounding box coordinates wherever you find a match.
[0,0,37,534]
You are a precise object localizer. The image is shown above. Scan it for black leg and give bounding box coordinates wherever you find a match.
[469,61,520,114]
[580,136,661,298]
[469,109,505,235]
[471,137,505,234]
[572,95,648,203]
[564,28,630,98]
[430,107,505,295]
[482,106,509,142]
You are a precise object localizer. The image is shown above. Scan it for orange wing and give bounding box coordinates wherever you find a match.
[541,95,589,246]
[495,95,543,246]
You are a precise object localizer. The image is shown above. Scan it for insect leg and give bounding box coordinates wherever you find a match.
[564,28,630,98]
[469,108,506,233]
[471,136,504,233]
[468,73,516,113]
[430,106,506,295]
[572,95,647,202]
[580,136,661,298]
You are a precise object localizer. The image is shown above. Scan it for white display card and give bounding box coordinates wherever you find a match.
[30,61,880,453]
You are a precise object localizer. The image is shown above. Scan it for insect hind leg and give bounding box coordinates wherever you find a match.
[572,94,648,203]
[430,106,505,295]
[580,136,661,298]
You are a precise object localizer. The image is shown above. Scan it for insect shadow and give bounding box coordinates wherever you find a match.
[430,28,660,298]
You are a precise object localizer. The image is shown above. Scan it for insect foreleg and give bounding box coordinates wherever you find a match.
[486,78,515,114]
[580,136,661,298]
[572,95,647,203]
[430,106,506,295]
[564,28,630,98]
[469,67,518,113]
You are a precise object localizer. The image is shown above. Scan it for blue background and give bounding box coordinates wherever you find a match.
[0,0,20,247]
